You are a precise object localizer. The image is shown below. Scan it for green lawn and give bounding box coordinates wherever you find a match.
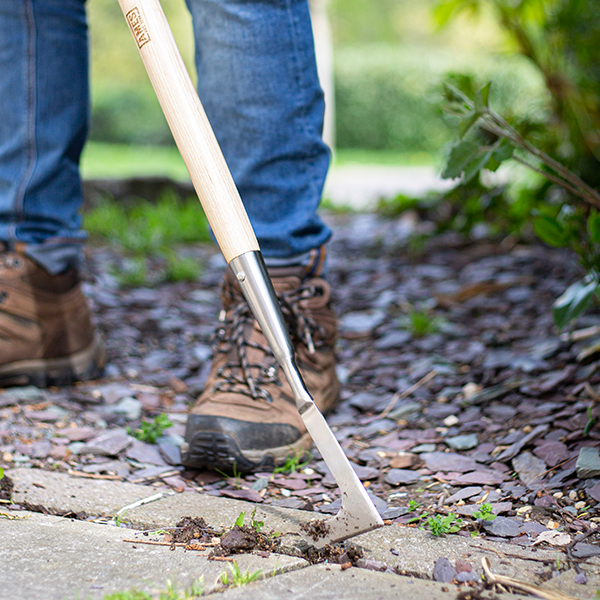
[80,142,435,181]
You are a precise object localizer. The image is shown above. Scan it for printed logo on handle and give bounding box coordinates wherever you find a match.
[126,7,151,48]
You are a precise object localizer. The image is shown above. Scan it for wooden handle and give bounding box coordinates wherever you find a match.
[117,0,259,263]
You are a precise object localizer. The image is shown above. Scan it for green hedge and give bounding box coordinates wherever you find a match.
[90,84,173,146]
[88,44,549,153]
[334,44,550,153]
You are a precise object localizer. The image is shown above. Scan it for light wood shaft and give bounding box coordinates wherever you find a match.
[117,0,259,263]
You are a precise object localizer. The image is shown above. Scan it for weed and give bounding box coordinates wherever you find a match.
[250,507,264,533]
[407,511,429,524]
[472,503,496,522]
[164,252,201,283]
[422,514,462,536]
[0,467,3,481]
[406,307,439,337]
[185,577,204,598]
[234,511,246,528]
[129,414,173,444]
[408,499,421,512]
[103,576,203,600]
[220,561,262,588]
[584,405,596,436]
[85,193,210,253]
[104,591,152,600]
[577,504,591,518]
[471,503,497,537]
[117,257,148,287]
[273,448,312,475]
[158,578,181,600]
[112,509,129,528]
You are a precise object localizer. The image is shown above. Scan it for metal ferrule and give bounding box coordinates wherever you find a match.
[228,251,315,414]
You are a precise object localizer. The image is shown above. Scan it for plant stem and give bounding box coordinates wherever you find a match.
[482,110,600,207]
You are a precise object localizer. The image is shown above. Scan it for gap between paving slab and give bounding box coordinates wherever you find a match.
[202,562,532,600]
[9,468,600,600]
[0,511,305,600]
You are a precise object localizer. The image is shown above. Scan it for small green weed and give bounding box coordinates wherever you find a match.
[233,508,264,533]
[112,509,129,528]
[104,590,152,600]
[0,467,4,480]
[85,193,211,253]
[406,308,439,337]
[129,413,173,444]
[220,561,262,588]
[472,503,496,522]
[273,449,312,475]
[408,499,421,512]
[471,503,497,537]
[250,507,264,533]
[407,511,429,524]
[85,193,209,288]
[185,577,204,598]
[584,405,596,436]
[164,252,201,283]
[422,514,462,536]
[234,511,246,528]
[117,257,148,287]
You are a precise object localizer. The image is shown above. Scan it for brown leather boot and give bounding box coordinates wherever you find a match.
[0,252,105,387]
[181,264,340,473]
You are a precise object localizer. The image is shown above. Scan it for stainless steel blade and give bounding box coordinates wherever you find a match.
[229,251,384,546]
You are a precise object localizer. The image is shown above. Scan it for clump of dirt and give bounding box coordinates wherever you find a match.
[300,519,330,541]
[210,525,278,557]
[0,474,13,502]
[169,516,217,544]
[304,543,363,566]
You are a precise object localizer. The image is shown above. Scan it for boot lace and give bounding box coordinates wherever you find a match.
[211,281,327,402]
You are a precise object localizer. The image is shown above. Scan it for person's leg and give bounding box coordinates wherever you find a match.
[0,0,104,387]
[0,0,88,274]
[181,0,338,472]
[184,0,332,259]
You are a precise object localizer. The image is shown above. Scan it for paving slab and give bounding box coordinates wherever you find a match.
[10,467,160,517]
[204,562,530,600]
[9,467,314,535]
[0,511,305,600]
[353,525,600,599]
[7,469,600,599]
[126,489,314,535]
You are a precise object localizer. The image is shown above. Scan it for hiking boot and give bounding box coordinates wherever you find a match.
[181,263,340,473]
[0,252,106,387]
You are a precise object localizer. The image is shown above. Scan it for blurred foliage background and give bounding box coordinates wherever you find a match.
[85,0,600,325]
[85,0,546,162]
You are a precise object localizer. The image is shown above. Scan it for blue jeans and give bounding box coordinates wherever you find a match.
[0,0,331,274]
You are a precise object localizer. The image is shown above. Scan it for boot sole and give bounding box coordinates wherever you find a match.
[181,430,313,474]
[0,332,106,388]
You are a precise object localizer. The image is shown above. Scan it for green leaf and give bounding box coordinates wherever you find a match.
[474,82,491,111]
[442,139,494,184]
[533,215,570,247]
[588,210,600,245]
[442,82,471,105]
[441,82,472,116]
[235,512,245,528]
[485,138,515,171]
[442,140,480,179]
[0,467,3,481]
[480,82,491,108]
[457,110,482,139]
[553,278,599,331]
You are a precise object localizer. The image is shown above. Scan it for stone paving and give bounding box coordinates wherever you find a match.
[2,467,599,600]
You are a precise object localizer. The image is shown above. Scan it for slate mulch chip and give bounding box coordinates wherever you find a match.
[2,211,600,551]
